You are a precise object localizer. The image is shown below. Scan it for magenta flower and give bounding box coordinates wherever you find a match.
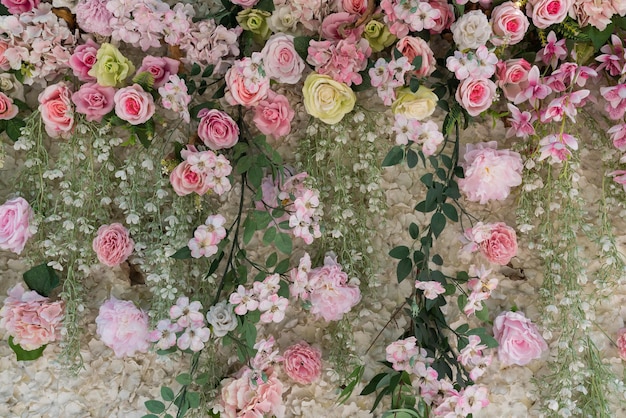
[608,124,626,151]
[538,133,578,164]
[514,65,552,107]
[596,35,625,77]
[609,170,626,192]
[506,104,536,138]
[535,31,567,69]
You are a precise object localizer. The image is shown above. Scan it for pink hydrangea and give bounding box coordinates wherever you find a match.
[95,297,150,357]
[0,197,35,255]
[458,141,523,204]
[220,367,285,418]
[0,283,64,351]
[92,223,134,267]
[75,0,113,37]
[493,311,548,366]
[307,37,371,86]
[282,342,322,384]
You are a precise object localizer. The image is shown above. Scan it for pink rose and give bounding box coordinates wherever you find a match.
[0,41,11,71]
[496,58,531,101]
[526,0,573,29]
[428,0,455,33]
[225,57,270,107]
[340,0,367,14]
[95,297,150,357]
[69,39,99,82]
[253,91,294,138]
[396,36,436,78]
[493,311,548,366]
[0,0,38,14]
[0,92,18,120]
[197,109,239,150]
[0,283,64,351]
[169,161,212,196]
[75,0,113,37]
[455,77,496,117]
[114,84,155,125]
[230,0,258,7]
[617,328,626,360]
[92,223,134,267]
[321,12,363,41]
[38,82,74,139]
[282,342,322,384]
[72,83,115,122]
[136,56,180,88]
[475,222,518,265]
[491,1,530,46]
[261,34,305,85]
[0,197,35,255]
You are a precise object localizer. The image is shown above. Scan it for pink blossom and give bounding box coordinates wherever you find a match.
[609,170,626,192]
[282,342,322,384]
[38,82,74,139]
[0,283,63,351]
[230,0,258,7]
[458,385,490,414]
[307,37,371,86]
[220,367,285,418]
[252,337,282,371]
[92,223,134,267]
[428,0,455,33]
[1,0,38,14]
[490,1,530,46]
[113,84,155,125]
[455,77,497,117]
[340,0,367,14]
[253,91,294,138]
[148,319,183,350]
[538,133,578,164]
[197,109,239,150]
[506,104,536,138]
[169,296,204,328]
[96,297,150,357]
[601,84,626,120]
[259,294,289,324]
[514,65,552,107]
[136,56,180,88]
[458,142,523,204]
[617,328,626,360]
[188,214,227,258]
[493,311,548,366]
[396,36,436,78]
[158,75,191,123]
[170,161,211,196]
[261,34,305,84]
[69,39,99,82]
[0,92,18,120]
[177,323,211,352]
[596,35,625,77]
[321,12,363,41]
[536,30,567,69]
[72,83,116,122]
[609,124,626,151]
[229,285,259,315]
[75,0,113,37]
[415,280,446,299]
[571,0,615,31]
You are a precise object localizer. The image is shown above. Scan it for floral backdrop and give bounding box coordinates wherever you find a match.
[2,0,626,417]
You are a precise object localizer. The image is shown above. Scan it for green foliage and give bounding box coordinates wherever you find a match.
[171,246,192,259]
[8,336,46,361]
[23,263,59,297]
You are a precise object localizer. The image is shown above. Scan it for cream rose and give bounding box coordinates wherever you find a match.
[451,10,492,50]
[302,73,356,124]
[391,86,438,121]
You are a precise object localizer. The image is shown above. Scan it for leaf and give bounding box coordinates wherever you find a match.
[171,246,192,259]
[202,65,215,78]
[411,55,422,71]
[406,149,418,168]
[420,173,433,187]
[475,301,489,322]
[397,258,413,283]
[8,336,46,361]
[274,258,290,274]
[23,263,59,297]
[191,63,201,76]
[248,165,263,189]
[431,254,443,266]
[243,217,255,245]
[212,82,226,99]
[161,386,175,402]
[441,203,458,222]
[6,118,25,141]
[409,77,420,93]
[236,155,253,174]
[255,0,275,12]
[457,294,468,311]
[176,373,192,386]
[361,372,387,396]
[382,146,404,167]
[262,226,276,244]
[293,36,313,61]
[389,246,410,259]
[409,223,419,239]
[431,212,446,238]
[144,400,165,414]
[274,232,292,254]
[265,252,277,268]
[187,391,201,409]
[337,365,365,404]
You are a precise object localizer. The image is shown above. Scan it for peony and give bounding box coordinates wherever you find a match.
[136,56,180,88]
[113,84,155,125]
[75,0,113,37]
[617,328,626,360]
[88,43,135,87]
[392,86,438,121]
[72,83,115,122]
[490,1,530,46]
[493,311,548,366]
[467,222,518,265]
[458,141,523,204]
[69,39,99,82]
[253,91,294,138]
[0,283,64,351]
[197,108,239,150]
[38,82,74,139]
[282,342,322,384]
[92,223,134,267]
[396,36,436,78]
[205,301,238,338]
[0,197,35,255]
[1,0,38,14]
[526,0,573,29]
[95,297,150,357]
[451,10,492,51]
[455,77,497,117]
[221,367,285,418]
[303,73,356,124]
[261,34,305,84]
[0,91,18,120]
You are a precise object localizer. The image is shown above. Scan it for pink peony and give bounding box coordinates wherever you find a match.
[74,0,113,37]
[0,197,35,255]
[282,342,322,384]
[92,223,134,267]
[455,77,496,117]
[490,1,530,46]
[69,39,99,82]
[0,283,64,351]
[617,328,626,360]
[466,222,518,265]
[113,84,155,125]
[72,83,115,122]
[496,58,531,102]
[38,82,74,139]
[253,91,294,138]
[0,92,18,120]
[261,34,305,85]
[493,311,548,366]
[95,297,150,357]
[458,141,523,204]
[136,56,180,88]
[0,0,38,14]
[197,108,239,150]
[526,0,573,29]
[220,367,285,418]
[396,36,436,78]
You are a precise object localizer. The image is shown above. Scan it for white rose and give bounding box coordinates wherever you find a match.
[0,74,24,101]
[206,301,238,337]
[451,10,492,51]
[269,6,298,33]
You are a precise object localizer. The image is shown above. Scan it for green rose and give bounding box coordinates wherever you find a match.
[88,43,135,87]
[236,9,271,42]
[364,20,396,53]
[303,73,356,125]
[391,86,438,121]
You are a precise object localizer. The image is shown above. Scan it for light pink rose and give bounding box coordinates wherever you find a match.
[136,56,180,88]
[0,92,18,120]
[491,1,530,46]
[0,283,64,351]
[75,0,113,37]
[474,222,518,265]
[95,297,150,357]
[493,311,548,366]
[113,84,155,125]
[396,36,436,78]
[282,342,322,384]
[0,0,38,14]
[0,41,11,71]
[230,0,258,7]
[496,58,531,101]
[617,328,626,360]
[261,34,305,85]
[0,197,35,255]
[340,0,367,14]
[38,82,74,139]
[455,77,496,117]
[253,91,294,138]
[321,12,364,41]
[72,83,115,122]
[224,58,270,107]
[169,161,212,196]
[429,0,455,33]
[92,223,134,267]
[69,39,99,82]
[526,0,573,29]
[197,108,239,150]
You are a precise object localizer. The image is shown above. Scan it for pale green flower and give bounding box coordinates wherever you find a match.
[88,43,135,87]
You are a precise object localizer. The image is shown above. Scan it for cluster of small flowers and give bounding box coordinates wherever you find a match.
[0,4,77,85]
[571,0,626,32]
[169,145,232,197]
[463,265,499,316]
[229,274,289,324]
[393,115,444,156]
[188,214,226,259]
[457,335,493,381]
[596,35,626,82]
[289,252,361,322]
[446,46,498,81]
[369,57,414,106]
[381,0,442,37]
[178,18,241,68]
[307,36,371,87]
[158,75,191,123]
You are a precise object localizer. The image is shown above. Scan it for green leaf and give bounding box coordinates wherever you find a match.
[409,77,420,93]
[262,226,276,244]
[431,212,446,238]
[360,372,387,396]
[293,36,313,61]
[411,56,422,70]
[161,386,175,402]
[23,263,59,297]
[397,258,413,283]
[212,82,226,99]
[202,65,215,78]
[195,372,210,386]
[145,400,165,414]
[274,258,290,274]
[187,392,201,409]
[393,48,403,60]
[382,146,404,167]
[236,155,253,174]
[420,173,433,187]
[248,165,263,189]
[457,294,468,311]
[475,302,489,322]
[389,246,410,259]
[274,232,292,254]
[6,118,25,141]
[265,252,277,268]
[176,373,192,386]
[191,63,201,76]
[456,323,469,334]
[441,203,458,222]
[406,149,418,168]
[141,415,159,418]
[432,254,443,266]
[255,0,275,11]
[243,217,255,245]
[409,223,419,239]
[171,246,192,259]
[8,336,46,361]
